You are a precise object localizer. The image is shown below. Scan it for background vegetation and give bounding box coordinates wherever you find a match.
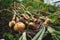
[0,0,60,40]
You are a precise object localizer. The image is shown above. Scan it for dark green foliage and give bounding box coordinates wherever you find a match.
[0,0,14,8]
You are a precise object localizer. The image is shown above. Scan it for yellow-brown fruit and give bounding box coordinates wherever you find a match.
[9,20,16,28]
[14,22,25,31]
[43,18,50,25]
[29,22,36,29]
[14,23,19,31]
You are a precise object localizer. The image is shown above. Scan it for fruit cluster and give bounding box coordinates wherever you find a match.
[9,10,50,32]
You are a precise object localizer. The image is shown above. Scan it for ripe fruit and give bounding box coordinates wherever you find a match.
[29,22,37,29]
[43,18,50,25]
[14,22,25,31]
[14,23,19,31]
[9,20,16,28]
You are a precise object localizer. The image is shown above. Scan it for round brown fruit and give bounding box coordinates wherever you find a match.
[14,22,25,31]
[9,20,16,28]
[29,22,36,29]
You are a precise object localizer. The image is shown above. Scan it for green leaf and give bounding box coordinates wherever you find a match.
[47,26,60,40]
[19,32,27,40]
[22,32,27,40]
[4,33,15,40]
[32,27,44,40]
[38,27,45,40]
[0,0,14,8]
[15,0,23,3]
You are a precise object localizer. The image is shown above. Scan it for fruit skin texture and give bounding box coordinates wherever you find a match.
[14,22,25,31]
[9,20,16,28]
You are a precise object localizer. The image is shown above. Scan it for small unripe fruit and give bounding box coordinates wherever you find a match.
[14,22,25,31]
[9,20,16,28]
